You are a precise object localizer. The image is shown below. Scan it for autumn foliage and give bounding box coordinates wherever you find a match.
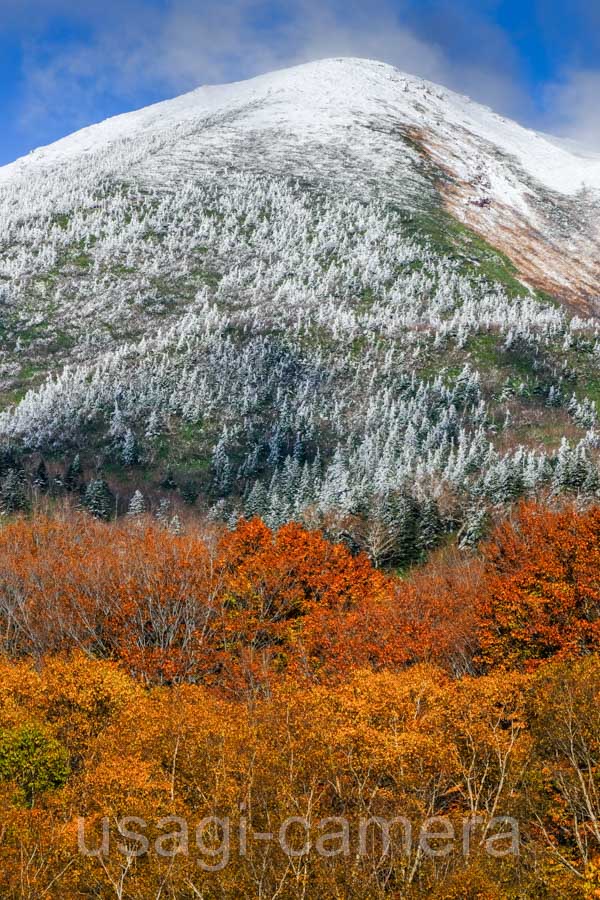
[0,513,403,691]
[0,502,598,896]
[0,653,597,897]
[0,502,599,687]
[477,502,600,670]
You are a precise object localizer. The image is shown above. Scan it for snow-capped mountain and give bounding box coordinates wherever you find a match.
[4,57,600,311]
[1,58,600,550]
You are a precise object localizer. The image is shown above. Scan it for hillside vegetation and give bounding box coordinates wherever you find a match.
[1,59,600,897]
[2,60,600,556]
[0,503,598,896]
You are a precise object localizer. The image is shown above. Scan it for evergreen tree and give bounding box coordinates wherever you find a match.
[169,514,183,535]
[293,432,304,464]
[296,462,314,511]
[155,498,171,526]
[459,504,489,548]
[83,478,115,521]
[160,469,177,490]
[266,488,286,529]
[64,454,82,492]
[267,428,283,468]
[583,464,600,495]
[145,411,161,441]
[212,433,232,495]
[121,429,138,466]
[0,448,19,480]
[393,492,421,568]
[0,469,28,516]
[127,490,146,517]
[571,446,593,491]
[180,480,199,505]
[244,480,267,519]
[552,438,572,493]
[418,496,442,552]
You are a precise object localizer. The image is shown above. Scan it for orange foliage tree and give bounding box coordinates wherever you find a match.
[477,502,600,671]
[0,513,403,692]
[2,500,600,686]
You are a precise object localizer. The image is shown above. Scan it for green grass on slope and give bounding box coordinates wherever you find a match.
[398,208,533,299]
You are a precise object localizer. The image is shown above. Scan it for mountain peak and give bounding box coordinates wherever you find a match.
[3,55,600,196]
[2,54,600,553]
[2,57,600,310]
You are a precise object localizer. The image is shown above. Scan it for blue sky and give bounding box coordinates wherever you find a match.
[1,0,600,166]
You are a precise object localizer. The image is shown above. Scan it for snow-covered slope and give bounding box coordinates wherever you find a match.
[3,57,600,195]
[3,58,599,311]
[1,58,600,540]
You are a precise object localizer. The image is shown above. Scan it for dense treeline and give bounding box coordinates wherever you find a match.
[0,503,598,896]
[0,653,598,898]
[0,502,599,687]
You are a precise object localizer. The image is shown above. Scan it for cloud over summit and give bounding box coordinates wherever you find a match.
[3,0,600,160]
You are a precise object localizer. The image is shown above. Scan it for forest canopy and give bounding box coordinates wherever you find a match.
[0,502,598,896]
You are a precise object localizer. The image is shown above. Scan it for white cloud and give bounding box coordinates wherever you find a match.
[151,0,528,117]
[544,70,600,150]
[9,0,536,145]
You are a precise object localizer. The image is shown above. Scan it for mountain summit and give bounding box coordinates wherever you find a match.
[4,57,600,310]
[1,58,600,547]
